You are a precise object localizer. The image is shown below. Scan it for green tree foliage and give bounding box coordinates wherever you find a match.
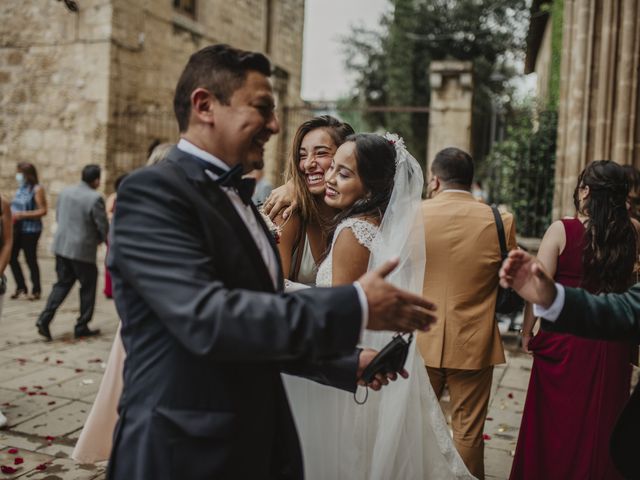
[484,99,558,237]
[342,0,528,167]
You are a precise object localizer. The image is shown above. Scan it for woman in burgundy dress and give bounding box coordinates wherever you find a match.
[510,160,638,480]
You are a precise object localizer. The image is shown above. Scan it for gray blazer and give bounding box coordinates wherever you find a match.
[52,182,108,263]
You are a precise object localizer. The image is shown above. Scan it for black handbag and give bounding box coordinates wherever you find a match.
[491,206,524,315]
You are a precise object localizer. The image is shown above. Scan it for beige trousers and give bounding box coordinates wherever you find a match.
[427,365,493,480]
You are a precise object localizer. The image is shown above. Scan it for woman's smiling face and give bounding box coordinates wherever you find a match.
[324,141,367,210]
[298,128,338,196]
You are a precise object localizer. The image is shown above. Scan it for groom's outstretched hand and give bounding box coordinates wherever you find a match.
[356,348,409,391]
[358,258,437,333]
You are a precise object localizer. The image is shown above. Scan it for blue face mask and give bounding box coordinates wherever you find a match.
[15,173,24,185]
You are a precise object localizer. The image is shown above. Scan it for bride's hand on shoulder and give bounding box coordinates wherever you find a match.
[356,348,409,391]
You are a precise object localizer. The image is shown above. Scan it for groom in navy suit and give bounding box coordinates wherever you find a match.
[106,44,436,479]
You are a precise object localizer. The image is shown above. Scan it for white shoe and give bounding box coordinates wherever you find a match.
[0,410,7,429]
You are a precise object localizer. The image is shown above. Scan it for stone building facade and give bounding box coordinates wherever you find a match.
[527,0,640,217]
[0,0,305,232]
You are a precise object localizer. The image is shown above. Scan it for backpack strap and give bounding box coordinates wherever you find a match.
[491,205,508,259]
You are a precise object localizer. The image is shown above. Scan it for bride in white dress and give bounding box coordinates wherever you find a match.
[283,133,475,479]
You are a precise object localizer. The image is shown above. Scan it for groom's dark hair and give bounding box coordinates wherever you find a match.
[173,44,272,132]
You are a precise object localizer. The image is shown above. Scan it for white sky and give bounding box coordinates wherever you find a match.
[301,0,391,101]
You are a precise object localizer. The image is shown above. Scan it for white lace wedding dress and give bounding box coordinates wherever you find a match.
[283,217,475,480]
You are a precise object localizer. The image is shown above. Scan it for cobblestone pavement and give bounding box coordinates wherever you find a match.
[0,253,597,479]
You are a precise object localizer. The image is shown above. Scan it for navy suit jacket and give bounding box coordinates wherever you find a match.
[106,147,362,480]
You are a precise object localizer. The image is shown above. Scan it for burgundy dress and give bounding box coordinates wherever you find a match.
[509,218,633,480]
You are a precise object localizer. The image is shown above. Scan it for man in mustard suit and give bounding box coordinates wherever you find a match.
[417,147,517,479]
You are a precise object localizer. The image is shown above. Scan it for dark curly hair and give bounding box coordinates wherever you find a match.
[573,160,638,293]
[330,133,397,235]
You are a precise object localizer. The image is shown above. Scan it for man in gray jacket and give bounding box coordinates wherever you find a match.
[36,165,108,340]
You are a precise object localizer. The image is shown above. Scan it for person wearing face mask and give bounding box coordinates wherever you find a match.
[9,162,47,300]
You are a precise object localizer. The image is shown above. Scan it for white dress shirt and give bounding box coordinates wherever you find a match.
[178,139,280,289]
[532,283,566,321]
[177,139,369,329]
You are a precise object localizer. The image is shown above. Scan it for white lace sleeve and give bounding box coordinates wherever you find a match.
[315,218,379,287]
[334,218,378,251]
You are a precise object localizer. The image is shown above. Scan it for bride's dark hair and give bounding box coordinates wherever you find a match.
[572,160,637,293]
[330,133,397,231]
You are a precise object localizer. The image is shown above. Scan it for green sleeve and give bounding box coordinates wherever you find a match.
[544,284,640,343]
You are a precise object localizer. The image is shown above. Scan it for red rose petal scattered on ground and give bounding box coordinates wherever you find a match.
[55,360,63,364]
[35,463,48,471]
[88,358,102,363]
[47,401,56,405]
[39,392,48,396]
[7,448,18,454]
[13,458,23,465]
[75,368,84,373]
[483,434,491,440]
[508,392,514,399]
[1,465,17,474]
[486,417,493,421]
[27,392,37,396]
[18,387,27,392]
[45,435,55,442]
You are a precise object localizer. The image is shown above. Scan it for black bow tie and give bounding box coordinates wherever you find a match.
[190,157,256,205]
[215,164,256,205]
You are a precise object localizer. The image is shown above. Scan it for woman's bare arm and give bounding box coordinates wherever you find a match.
[521,220,564,352]
[275,213,301,279]
[330,228,371,285]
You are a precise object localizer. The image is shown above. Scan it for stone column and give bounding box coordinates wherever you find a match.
[426,60,474,172]
[554,0,640,218]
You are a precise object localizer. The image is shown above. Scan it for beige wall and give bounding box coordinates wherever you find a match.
[426,61,474,173]
[0,0,112,243]
[107,0,305,188]
[0,0,305,241]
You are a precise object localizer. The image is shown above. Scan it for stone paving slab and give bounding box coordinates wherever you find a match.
[0,446,52,479]
[1,391,73,429]
[18,457,105,479]
[12,401,91,439]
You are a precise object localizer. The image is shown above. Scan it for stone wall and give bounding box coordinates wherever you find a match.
[554,0,640,217]
[426,61,474,172]
[107,0,305,189]
[0,0,305,245]
[0,0,112,232]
